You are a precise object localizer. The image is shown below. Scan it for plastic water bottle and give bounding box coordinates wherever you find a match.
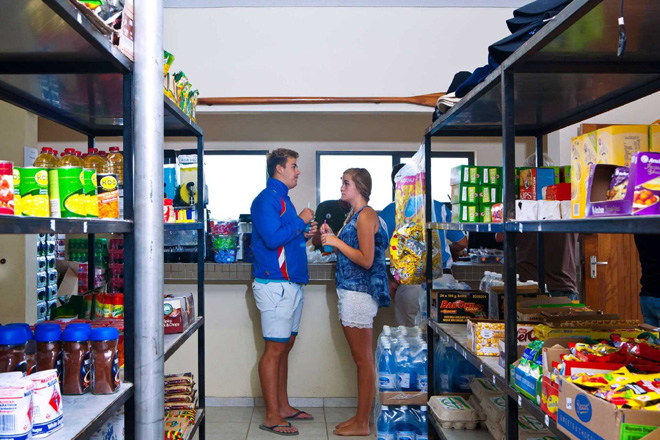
[437,346,458,392]
[376,406,394,440]
[376,326,392,361]
[416,406,429,440]
[378,340,398,391]
[413,342,428,392]
[393,406,416,440]
[450,357,480,392]
[396,341,415,392]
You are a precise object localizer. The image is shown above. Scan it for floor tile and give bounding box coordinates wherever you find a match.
[247,421,328,440]
[323,407,357,423]
[204,422,250,440]
[206,406,255,423]
[253,406,325,423]
[326,422,376,440]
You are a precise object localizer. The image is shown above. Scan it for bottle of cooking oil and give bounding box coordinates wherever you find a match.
[58,148,83,167]
[107,147,124,186]
[83,148,109,174]
[33,147,59,168]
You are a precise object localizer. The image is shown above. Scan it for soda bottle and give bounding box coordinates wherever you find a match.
[83,148,109,174]
[58,148,83,167]
[392,405,416,440]
[412,342,428,392]
[376,406,394,440]
[33,147,59,168]
[378,340,397,392]
[396,341,415,392]
[107,147,124,185]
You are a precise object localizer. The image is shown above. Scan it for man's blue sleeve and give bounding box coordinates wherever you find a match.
[441,204,465,243]
[251,195,306,250]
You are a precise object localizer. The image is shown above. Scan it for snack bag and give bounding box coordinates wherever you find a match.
[607,166,629,201]
[389,145,441,284]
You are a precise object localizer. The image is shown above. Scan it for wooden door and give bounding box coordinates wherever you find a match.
[582,234,642,320]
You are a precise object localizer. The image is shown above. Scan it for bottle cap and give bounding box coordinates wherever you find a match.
[91,327,119,341]
[0,326,28,345]
[109,147,120,152]
[64,148,76,154]
[35,323,62,342]
[62,327,90,342]
[7,323,34,340]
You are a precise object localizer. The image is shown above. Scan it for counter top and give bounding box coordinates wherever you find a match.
[164,262,336,282]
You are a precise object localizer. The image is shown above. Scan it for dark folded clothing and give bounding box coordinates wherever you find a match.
[455,63,495,98]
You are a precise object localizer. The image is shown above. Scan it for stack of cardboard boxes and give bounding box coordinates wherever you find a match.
[450,166,503,223]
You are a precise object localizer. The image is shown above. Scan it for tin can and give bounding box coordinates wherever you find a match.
[97,173,119,219]
[83,169,98,218]
[12,166,21,215]
[49,167,85,218]
[18,167,49,217]
[0,161,15,215]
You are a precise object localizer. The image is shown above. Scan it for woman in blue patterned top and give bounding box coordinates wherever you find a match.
[321,168,389,437]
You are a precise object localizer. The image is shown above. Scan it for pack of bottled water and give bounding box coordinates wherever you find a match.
[376,405,428,440]
[376,326,427,393]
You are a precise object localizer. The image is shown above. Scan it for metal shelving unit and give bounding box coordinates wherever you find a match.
[423,1,660,439]
[0,1,205,438]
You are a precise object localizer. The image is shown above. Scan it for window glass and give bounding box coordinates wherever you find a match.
[204,154,266,219]
[318,155,393,211]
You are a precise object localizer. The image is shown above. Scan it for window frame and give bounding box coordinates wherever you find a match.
[316,150,475,205]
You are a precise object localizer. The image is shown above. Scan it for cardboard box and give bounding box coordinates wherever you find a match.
[430,290,488,323]
[534,323,646,341]
[557,377,660,440]
[650,123,660,153]
[466,319,538,356]
[487,288,543,320]
[480,167,502,186]
[544,183,572,201]
[480,186,501,205]
[450,165,481,185]
[378,391,428,406]
[516,297,584,322]
[164,293,195,334]
[571,132,597,218]
[519,168,556,200]
[596,125,648,166]
[541,375,559,421]
[452,203,480,223]
[450,184,480,204]
[478,203,496,223]
[561,165,572,184]
[511,359,542,403]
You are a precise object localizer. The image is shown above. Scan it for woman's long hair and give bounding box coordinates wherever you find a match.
[340,168,372,230]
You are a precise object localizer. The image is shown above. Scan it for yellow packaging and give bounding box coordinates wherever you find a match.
[650,123,660,153]
[466,320,505,356]
[534,324,654,341]
[571,132,596,219]
[596,125,648,166]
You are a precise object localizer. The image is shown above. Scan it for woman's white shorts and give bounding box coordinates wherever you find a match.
[337,288,378,329]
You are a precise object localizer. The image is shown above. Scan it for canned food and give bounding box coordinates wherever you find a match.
[97,173,119,219]
[83,169,98,218]
[49,167,85,218]
[18,167,49,217]
[0,161,15,215]
[12,167,20,215]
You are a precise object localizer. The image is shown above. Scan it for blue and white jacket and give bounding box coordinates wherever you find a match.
[250,178,309,284]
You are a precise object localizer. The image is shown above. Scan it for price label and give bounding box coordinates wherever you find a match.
[480,364,484,373]
[462,349,466,358]
[544,415,550,427]
[518,395,522,407]
[454,342,458,350]
[492,375,497,385]
[83,221,88,233]
[50,220,55,231]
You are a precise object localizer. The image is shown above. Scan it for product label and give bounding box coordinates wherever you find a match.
[491,396,506,410]
[440,374,449,391]
[30,371,63,437]
[476,378,497,391]
[0,381,34,439]
[397,373,410,389]
[417,375,428,392]
[417,436,428,440]
[82,351,91,392]
[620,424,658,440]
[113,351,120,390]
[377,433,394,440]
[379,374,396,390]
[396,431,415,440]
[439,396,470,410]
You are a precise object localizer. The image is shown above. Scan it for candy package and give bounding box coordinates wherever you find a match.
[607,166,629,201]
[390,145,441,284]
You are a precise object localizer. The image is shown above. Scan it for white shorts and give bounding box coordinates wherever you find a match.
[253,281,304,342]
[337,288,378,329]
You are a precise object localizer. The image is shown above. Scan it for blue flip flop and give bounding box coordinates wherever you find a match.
[284,410,315,421]
[258,422,299,436]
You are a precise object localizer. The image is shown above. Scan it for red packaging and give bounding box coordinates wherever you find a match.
[491,203,503,223]
[541,376,559,421]
[544,183,571,201]
[0,161,15,215]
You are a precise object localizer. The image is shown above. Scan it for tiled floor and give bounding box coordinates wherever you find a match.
[196,407,376,440]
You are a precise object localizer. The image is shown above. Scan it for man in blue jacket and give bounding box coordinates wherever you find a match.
[251,148,316,436]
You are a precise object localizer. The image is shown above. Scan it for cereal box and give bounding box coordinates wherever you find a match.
[596,125,648,166]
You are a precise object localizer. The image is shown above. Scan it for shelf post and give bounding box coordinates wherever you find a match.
[122,72,135,436]
[502,70,519,440]
[535,135,545,293]
[133,1,165,438]
[196,135,206,440]
[423,134,435,397]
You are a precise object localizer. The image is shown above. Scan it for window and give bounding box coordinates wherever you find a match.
[204,151,267,219]
[317,151,473,210]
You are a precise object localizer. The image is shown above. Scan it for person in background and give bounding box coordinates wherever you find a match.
[250,148,317,436]
[379,164,468,326]
[311,199,350,250]
[321,168,390,437]
[635,234,660,327]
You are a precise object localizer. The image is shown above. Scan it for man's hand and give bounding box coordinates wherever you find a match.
[304,221,318,239]
[299,207,314,224]
[388,276,400,301]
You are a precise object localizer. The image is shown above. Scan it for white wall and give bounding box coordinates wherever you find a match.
[163,7,515,112]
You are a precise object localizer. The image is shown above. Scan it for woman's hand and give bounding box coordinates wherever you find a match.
[320,222,334,235]
[321,233,339,248]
